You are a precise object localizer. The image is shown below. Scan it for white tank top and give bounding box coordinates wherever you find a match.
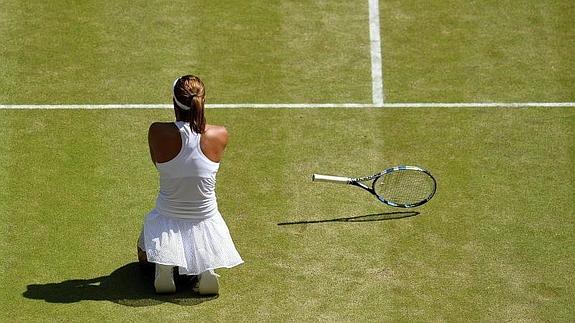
[154,121,220,219]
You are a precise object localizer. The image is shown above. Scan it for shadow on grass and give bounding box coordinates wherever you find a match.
[277,211,420,226]
[22,262,217,307]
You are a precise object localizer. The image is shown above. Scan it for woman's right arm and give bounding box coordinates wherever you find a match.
[148,123,159,165]
[148,122,182,164]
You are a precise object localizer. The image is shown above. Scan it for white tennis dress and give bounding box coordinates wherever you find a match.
[139,121,243,275]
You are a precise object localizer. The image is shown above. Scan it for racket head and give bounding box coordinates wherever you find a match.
[370,165,437,208]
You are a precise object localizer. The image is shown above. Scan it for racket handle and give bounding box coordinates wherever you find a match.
[312,174,352,184]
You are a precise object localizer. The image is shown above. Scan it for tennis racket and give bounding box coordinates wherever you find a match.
[312,165,437,208]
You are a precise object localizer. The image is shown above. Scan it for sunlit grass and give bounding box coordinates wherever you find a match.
[0,108,573,321]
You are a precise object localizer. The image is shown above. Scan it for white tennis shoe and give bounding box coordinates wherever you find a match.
[154,264,176,294]
[193,270,220,295]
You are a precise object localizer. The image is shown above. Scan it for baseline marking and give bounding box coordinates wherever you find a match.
[1,102,574,109]
[368,0,384,106]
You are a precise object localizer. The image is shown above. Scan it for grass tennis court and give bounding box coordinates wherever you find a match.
[1,0,574,321]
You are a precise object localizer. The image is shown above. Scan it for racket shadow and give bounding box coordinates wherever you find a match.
[277,211,420,226]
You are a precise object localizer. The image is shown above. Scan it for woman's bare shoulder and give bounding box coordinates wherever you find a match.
[200,125,228,162]
[148,122,181,163]
[149,122,175,131]
[149,122,178,137]
[204,125,228,144]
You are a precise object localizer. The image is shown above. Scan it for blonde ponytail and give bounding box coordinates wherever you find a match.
[172,75,206,133]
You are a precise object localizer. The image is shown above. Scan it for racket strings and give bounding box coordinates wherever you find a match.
[374,170,435,205]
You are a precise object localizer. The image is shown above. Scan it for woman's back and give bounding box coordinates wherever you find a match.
[154,121,220,219]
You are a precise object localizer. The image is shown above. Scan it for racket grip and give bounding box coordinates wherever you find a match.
[312,174,352,184]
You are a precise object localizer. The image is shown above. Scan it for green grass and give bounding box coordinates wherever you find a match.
[381,0,575,102]
[0,108,574,321]
[0,0,371,104]
[1,0,575,321]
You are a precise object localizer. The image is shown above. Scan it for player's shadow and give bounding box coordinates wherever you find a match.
[22,262,217,307]
[277,211,420,225]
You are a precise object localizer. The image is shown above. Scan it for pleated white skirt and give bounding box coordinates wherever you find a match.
[139,209,243,275]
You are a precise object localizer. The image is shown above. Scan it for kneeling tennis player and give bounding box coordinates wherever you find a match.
[137,75,243,294]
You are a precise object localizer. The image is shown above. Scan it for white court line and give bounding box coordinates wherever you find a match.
[0,103,372,109]
[1,102,574,109]
[368,0,384,106]
[382,102,575,108]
